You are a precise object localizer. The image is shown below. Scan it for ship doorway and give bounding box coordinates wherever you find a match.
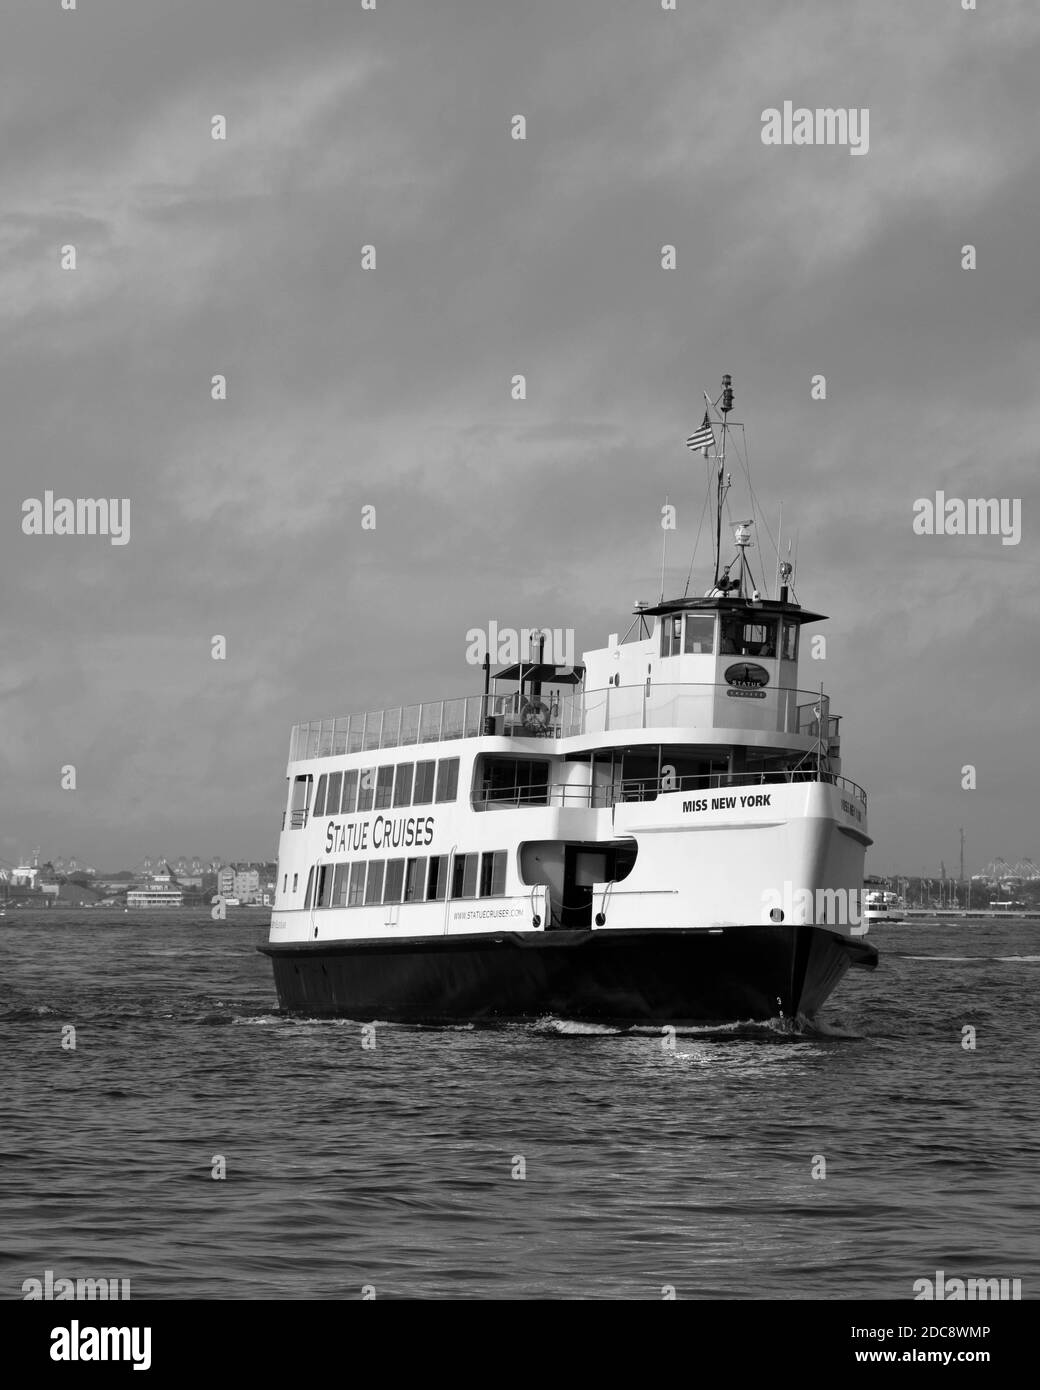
[561,846,593,929]
[519,839,637,930]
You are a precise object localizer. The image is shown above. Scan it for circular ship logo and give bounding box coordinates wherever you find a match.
[724,662,770,688]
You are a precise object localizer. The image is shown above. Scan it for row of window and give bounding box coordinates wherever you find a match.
[313,756,460,819]
[659,613,799,661]
[303,850,508,909]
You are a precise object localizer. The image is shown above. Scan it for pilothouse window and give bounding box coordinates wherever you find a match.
[782,623,799,661]
[683,615,715,655]
[721,616,777,658]
[659,615,684,657]
[661,613,714,656]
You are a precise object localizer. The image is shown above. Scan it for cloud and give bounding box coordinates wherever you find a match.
[1,0,1036,870]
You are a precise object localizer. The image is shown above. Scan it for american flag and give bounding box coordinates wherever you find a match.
[686,412,715,453]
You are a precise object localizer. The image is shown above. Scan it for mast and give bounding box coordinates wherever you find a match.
[713,374,734,588]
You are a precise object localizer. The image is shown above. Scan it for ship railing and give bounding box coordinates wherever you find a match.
[607,768,866,806]
[570,685,842,740]
[472,768,866,811]
[290,684,842,760]
[290,697,491,760]
[795,703,841,740]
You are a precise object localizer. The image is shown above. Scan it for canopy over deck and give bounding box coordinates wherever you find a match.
[492,662,585,686]
[635,595,827,626]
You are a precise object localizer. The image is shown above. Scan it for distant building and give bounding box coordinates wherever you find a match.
[233,865,261,903]
[216,864,262,904]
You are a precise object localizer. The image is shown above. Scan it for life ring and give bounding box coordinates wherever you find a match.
[520,698,549,731]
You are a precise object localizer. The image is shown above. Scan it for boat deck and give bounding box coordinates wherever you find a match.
[290,681,841,760]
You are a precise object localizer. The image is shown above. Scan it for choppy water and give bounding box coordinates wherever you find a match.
[1,909,1038,1299]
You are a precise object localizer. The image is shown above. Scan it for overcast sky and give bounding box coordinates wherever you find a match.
[1,0,1037,877]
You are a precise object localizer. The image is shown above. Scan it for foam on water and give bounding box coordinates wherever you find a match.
[903,954,1040,962]
[530,1017,624,1036]
[904,954,988,961]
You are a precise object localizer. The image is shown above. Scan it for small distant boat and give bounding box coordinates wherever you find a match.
[126,888,184,908]
[222,896,241,907]
[863,887,903,924]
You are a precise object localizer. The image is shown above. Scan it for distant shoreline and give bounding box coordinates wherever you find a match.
[888,909,1040,921]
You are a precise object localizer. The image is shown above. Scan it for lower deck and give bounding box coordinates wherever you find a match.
[270,776,871,949]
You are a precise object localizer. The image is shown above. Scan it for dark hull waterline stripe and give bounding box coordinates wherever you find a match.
[259,925,877,1023]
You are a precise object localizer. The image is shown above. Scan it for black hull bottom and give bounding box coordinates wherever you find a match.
[259,925,877,1024]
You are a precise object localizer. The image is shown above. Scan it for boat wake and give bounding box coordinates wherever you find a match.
[528,1013,857,1041]
[902,954,1040,963]
[0,1002,61,1022]
[529,1017,627,1036]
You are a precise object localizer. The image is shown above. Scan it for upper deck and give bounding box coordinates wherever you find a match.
[290,590,841,766]
[289,681,840,762]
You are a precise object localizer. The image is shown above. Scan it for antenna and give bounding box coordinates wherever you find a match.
[660,493,669,602]
[734,519,759,597]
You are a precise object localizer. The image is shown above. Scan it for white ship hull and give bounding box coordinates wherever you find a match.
[261,740,875,1022]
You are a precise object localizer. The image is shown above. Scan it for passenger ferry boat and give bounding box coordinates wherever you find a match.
[126,887,184,908]
[863,880,903,924]
[260,377,878,1022]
